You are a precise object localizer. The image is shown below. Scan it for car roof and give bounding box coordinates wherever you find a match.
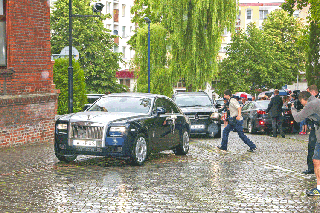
[106,92,168,99]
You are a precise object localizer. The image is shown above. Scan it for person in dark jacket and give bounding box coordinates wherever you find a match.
[266,89,285,138]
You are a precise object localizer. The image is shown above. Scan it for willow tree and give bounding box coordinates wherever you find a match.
[130,0,237,94]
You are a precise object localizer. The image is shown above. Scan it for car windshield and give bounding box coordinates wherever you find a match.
[175,95,212,107]
[216,100,224,105]
[256,101,270,109]
[88,96,152,113]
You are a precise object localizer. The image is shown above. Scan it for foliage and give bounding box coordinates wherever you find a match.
[129,0,237,93]
[132,23,173,96]
[282,0,320,88]
[217,10,305,95]
[282,0,320,25]
[53,58,87,115]
[306,21,320,87]
[51,0,126,94]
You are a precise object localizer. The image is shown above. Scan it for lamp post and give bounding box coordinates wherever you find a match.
[68,1,104,113]
[144,17,151,93]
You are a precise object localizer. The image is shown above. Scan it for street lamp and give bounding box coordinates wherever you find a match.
[144,17,151,93]
[68,1,104,113]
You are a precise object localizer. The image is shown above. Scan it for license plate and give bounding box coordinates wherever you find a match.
[73,140,96,147]
[191,125,205,129]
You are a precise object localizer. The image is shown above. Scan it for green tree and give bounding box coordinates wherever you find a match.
[282,0,320,88]
[51,0,126,94]
[130,0,237,93]
[217,10,304,94]
[53,58,87,114]
[306,21,320,86]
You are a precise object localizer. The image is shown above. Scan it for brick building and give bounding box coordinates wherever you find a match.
[0,0,58,146]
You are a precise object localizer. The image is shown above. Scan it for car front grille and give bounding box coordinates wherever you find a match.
[71,125,104,139]
[186,114,210,120]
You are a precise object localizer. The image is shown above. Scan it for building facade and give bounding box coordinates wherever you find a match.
[0,0,58,146]
[103,0,136,92]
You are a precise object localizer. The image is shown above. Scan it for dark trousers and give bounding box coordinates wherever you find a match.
[307,127,316,170]
[271,116,284,137]
[220,118,256,150]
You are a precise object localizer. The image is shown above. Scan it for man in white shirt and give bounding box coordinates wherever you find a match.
[217,89,257,152]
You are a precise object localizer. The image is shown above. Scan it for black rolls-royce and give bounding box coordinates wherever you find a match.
[55,93,191,165]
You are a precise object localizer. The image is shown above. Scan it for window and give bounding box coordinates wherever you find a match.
[259,10,268,20]
[106,2,111,14]
[122,26,126,37]
[247,9,252,20]
[119,79,123,85]
[125,79,130,88]
[122,46,126,58]
[122,4,125,17]
[114,46,119,52]
[0,0,6,66]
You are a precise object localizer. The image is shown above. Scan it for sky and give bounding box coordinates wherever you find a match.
[239,0,285,3]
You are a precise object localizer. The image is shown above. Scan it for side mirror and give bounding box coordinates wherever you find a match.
[156,107,166,115]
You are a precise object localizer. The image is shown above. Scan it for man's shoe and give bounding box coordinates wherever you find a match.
[307,188,320,196]
[216,146,227,152]
[302,169,314,174]
[247,147,257,152]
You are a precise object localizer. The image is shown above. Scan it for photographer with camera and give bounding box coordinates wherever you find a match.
[292,91,320,196]
[302,85,320,175]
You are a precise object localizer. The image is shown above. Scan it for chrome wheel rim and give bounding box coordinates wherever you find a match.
[182,131,189,153]
[135,137,147,163]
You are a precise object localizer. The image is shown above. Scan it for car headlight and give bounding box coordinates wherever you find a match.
[57,124,68,130]
[110,126,126,132]
[210,112,220,120]
[109,126,127,136]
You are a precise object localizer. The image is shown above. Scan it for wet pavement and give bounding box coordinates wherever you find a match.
[1,130,320,212]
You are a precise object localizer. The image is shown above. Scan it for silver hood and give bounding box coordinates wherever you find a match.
[68,111,147,125]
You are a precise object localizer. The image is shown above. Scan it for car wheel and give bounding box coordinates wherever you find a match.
[131,134,148,166]
[174,130,189,155]
[55,152,77,163]
[248,120,256,134]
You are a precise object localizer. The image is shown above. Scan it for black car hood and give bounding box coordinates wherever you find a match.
[180,106,215,113]
[57,111,147,124]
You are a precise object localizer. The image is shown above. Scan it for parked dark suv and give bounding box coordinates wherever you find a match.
[172,92,221,138]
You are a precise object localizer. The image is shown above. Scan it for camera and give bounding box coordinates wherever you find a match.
[289,91,303,111]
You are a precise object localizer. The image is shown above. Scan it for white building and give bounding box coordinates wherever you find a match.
[103,0,136,92]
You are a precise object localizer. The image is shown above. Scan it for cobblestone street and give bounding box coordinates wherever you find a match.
[1,130,320,212]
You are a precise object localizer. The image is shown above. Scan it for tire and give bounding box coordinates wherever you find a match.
[248,120,256,134]
[55,152,77,163]
[130,134,148,166]
[214,129,221,138]
[174,130,189,155]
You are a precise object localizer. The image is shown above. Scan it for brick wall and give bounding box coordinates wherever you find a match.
[1,0,55,95]
[0,93,58,146]
[0,0,58,147]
